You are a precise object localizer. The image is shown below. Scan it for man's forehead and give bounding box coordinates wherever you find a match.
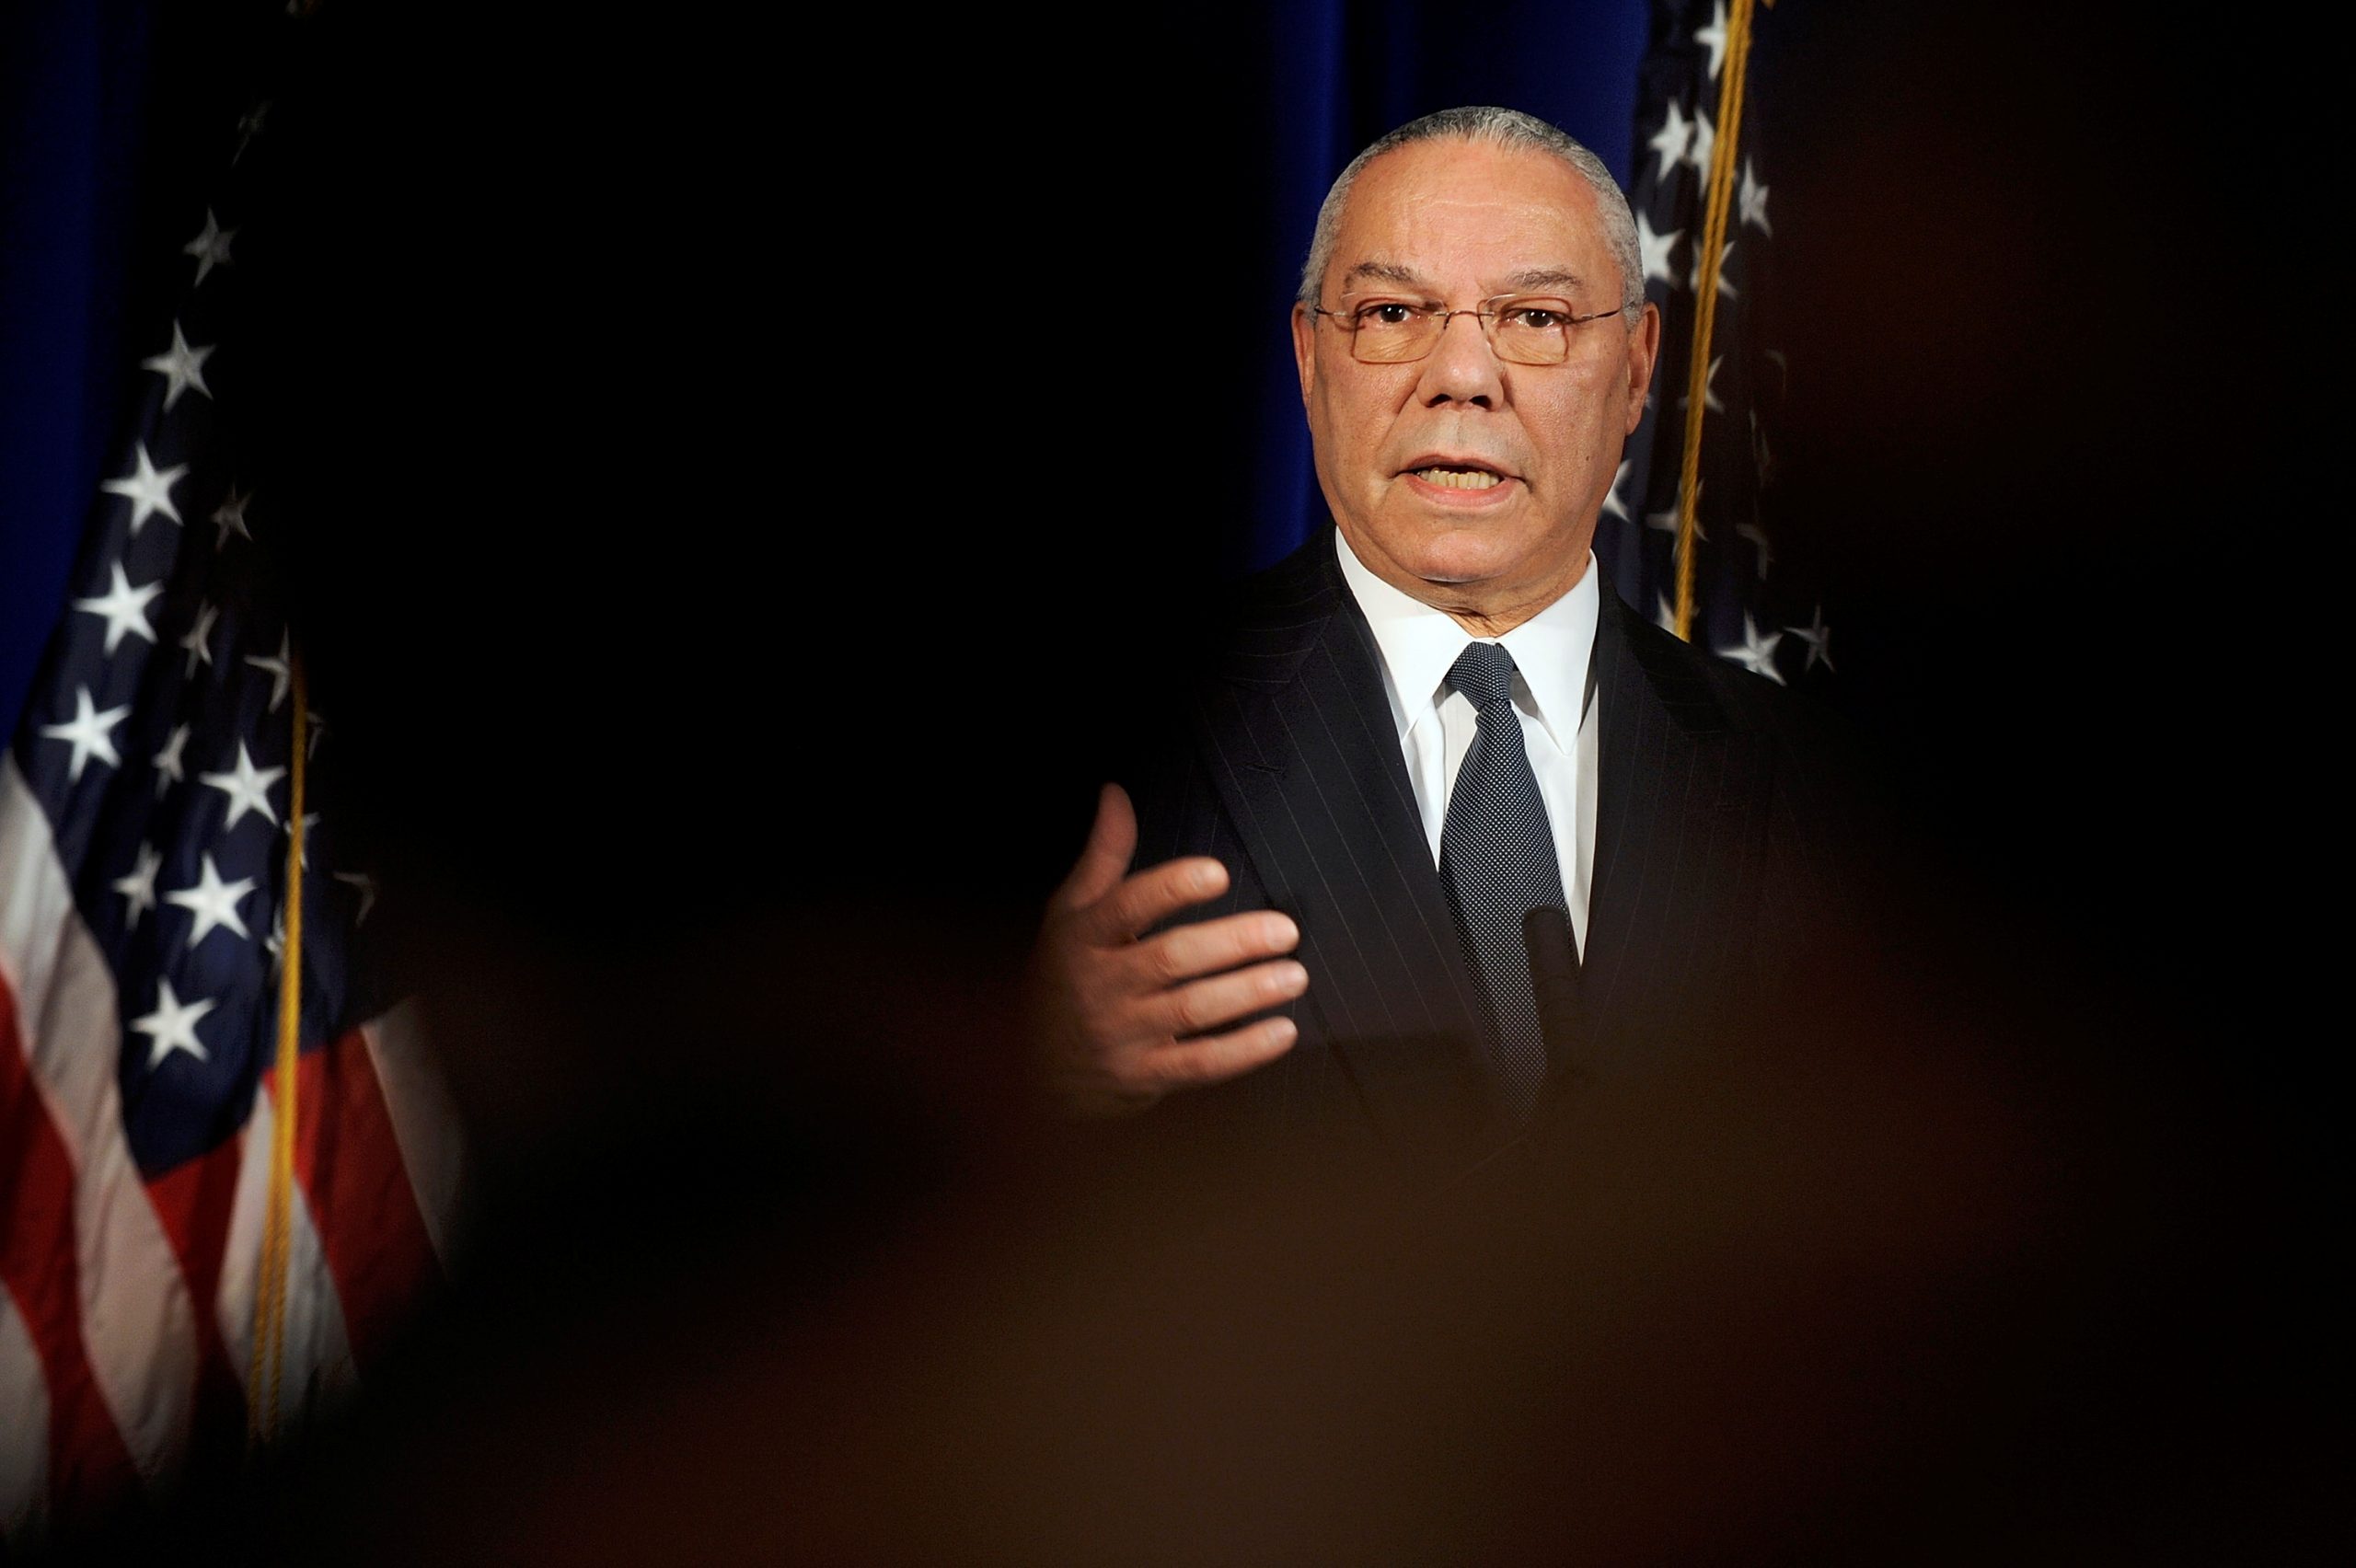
[1332,140,1606,271]
[1350,137,1598,211]
[1338,259,1598,296]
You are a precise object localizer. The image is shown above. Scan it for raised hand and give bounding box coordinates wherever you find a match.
[1030,784,1307,1117]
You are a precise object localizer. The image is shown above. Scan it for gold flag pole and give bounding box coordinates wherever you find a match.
[1673,0,1767,641]
[248,657,306,1443]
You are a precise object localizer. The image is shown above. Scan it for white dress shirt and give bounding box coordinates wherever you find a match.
[1333,529,1600,957]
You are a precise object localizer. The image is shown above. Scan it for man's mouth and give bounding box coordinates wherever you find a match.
[1407,464,1507,491]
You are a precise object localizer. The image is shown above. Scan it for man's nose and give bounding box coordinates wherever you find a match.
[1416,310,1504,408]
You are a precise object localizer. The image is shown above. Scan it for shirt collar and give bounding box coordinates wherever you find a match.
[1334,526,1600,755]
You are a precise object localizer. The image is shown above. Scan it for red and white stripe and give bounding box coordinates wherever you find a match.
[0,757,457,1544]
[0,1279,52,1551]
[1,759,199,1520]
[214,1083,357,1435]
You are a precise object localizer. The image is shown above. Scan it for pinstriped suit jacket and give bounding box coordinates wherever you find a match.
[1126,530,1854,1183]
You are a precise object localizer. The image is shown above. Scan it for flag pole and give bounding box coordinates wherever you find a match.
[248,656,306,1443]
[1672,0,1766,641]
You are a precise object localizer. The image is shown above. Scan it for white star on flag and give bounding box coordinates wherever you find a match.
[1736,522,1774,581]
[140,321,214,410]
[112,843,164,932]
[1686,107,1715,177]
[164,853,257,950]
[72,562,164,655]
[1653,593,1679,633]
[1715,611,1786,685]
[39,686,132,781]
[1691,240,1737,300]
[335,870,379,925]
[153,721,191,798]
[183,208,237,287]
[180,602,219,678]
[1784,603,1834,673]
[212,487,252,548]
[245,629,293,711]
[100,442,189,535]
[1646,478,1707,543]
[1675,354,1726,414]
[1695,1,1729,80]
[1647,101,1693,185]
[1738,157,1772,236]
[132,977,217,1069]
[1636,209,1683,291]
[1603,459,1632,522]
[199,740,285,831]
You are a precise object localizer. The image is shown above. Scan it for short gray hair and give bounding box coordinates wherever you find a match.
[1296,106,1644,319]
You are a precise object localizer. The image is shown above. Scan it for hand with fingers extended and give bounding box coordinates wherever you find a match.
[1030,783,1309,1118]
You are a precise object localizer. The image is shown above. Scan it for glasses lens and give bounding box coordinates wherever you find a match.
[1349,305,1434,363]
[1336,301,1588,364]
[1490,303,1575,365]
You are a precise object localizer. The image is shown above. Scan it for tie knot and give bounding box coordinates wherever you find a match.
[1445,641,1519,714]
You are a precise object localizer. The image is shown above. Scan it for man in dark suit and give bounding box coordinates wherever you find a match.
[1032,108,1861,1182]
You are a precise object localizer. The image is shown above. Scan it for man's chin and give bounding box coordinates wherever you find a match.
[1393,537,1594,622]
[1339,515,1565,600]
[1402,535,1520,590]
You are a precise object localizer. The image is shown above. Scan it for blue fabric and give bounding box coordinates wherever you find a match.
[0,1,1647,744]
[0,0,158,747]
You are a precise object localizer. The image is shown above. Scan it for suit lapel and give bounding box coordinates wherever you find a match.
[1563,592,1775,1090]
[1189,538,1491,1150]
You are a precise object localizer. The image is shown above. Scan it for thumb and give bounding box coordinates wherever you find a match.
[1052,782,1137,911]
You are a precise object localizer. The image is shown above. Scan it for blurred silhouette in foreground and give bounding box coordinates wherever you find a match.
[60,848,2314,1565]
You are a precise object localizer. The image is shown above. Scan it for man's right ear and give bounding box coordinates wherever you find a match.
[1290,303,1317,409]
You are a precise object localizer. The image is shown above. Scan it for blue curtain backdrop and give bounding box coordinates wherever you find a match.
[0,1,1647,745]
[0,0,159,747]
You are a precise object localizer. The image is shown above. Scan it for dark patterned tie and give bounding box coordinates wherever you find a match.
[1439,641,1571,1123]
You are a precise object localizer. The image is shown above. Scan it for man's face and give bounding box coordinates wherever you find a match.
[1292,139,1659,622]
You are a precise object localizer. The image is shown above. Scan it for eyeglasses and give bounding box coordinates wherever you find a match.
[1308,294,1631,365]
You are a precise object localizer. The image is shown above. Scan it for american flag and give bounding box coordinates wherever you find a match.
[1601,0,1834,687]
[0,26,457,1549]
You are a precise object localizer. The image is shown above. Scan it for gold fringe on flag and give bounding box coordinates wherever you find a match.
[248,657,306,1444]
[1673,0,1767,641]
